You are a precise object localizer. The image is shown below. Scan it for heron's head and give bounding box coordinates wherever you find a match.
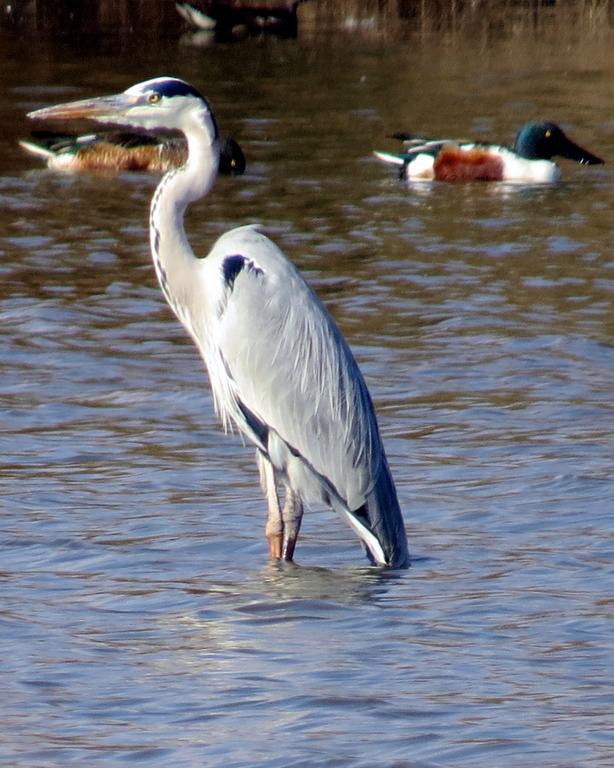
[28,77,218,139]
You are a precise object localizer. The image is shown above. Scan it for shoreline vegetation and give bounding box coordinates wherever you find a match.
[1,1,613,39]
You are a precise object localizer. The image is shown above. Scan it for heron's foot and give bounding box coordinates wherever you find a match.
[280,490,302,562]
[259,458,302,562]
[259,452,284,559]
[266,530,283,559]
[266,526,297,561]
[281,535,297,561]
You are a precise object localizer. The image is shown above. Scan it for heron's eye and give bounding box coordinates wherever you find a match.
[148,92,161,105]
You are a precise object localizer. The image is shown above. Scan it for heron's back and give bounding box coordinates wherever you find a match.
[202,226,385,511]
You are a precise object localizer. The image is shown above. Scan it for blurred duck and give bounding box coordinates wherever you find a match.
[175,1,215,29]
[176,1,309,39]
[374,121,604,183]
[20,131,246,175]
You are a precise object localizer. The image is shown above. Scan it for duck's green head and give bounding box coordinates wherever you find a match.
[514,121,603,165]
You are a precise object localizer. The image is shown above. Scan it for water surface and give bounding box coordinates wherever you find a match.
[1,22,613,768]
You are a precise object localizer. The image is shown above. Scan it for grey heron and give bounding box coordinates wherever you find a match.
[29,76,410,568]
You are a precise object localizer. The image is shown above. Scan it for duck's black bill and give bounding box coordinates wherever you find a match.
[562,138,604,166]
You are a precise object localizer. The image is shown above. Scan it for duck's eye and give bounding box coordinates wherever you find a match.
[148,92,161,105]
[545,129,552,138]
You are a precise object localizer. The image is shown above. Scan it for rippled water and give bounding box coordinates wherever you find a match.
[1,22,613,768]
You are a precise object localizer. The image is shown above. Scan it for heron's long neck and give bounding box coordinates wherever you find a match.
[149,113,219,321]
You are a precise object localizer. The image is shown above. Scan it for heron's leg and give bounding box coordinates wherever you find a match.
[281,486,303,562]
[257,451,283,559]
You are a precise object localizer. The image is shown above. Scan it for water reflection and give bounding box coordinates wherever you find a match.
[255,560,410,604]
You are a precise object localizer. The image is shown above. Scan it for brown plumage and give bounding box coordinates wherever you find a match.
[433,147,504,182]
[69,140,183,172]
[20,132,246,175]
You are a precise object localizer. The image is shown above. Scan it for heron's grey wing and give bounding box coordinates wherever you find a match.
[205,226,383,511]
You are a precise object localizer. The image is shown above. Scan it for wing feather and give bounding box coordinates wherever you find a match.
[201,226,382,511]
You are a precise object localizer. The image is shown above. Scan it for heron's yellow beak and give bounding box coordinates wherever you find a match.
[28,93,138,122]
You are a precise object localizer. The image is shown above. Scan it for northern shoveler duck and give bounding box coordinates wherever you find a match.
[374,121,604,183]
[20,131,246,175]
